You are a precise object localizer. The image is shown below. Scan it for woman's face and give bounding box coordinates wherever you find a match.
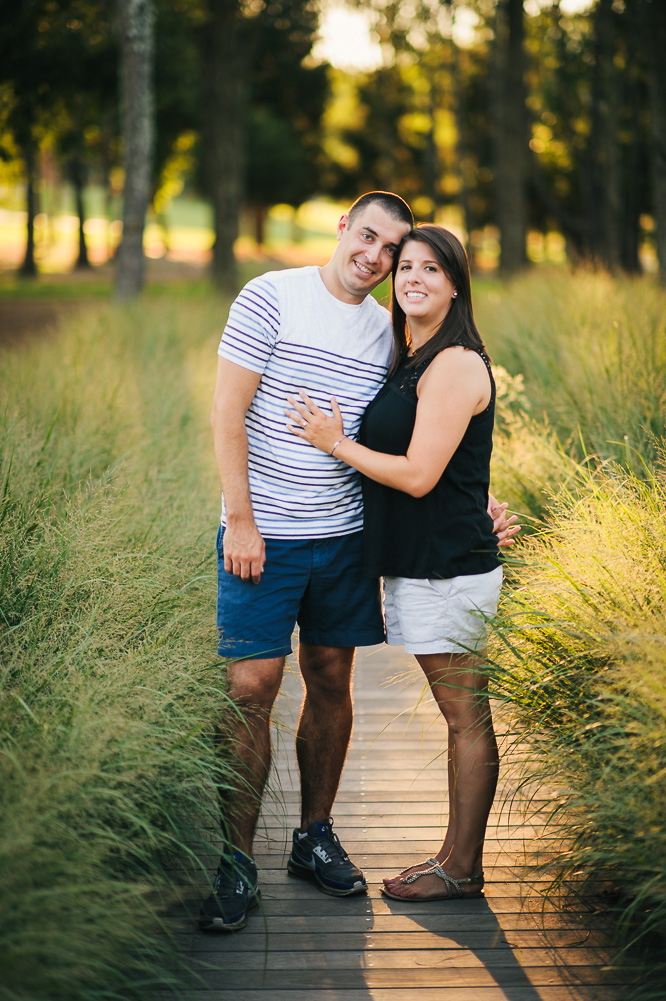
[394,239,457,330]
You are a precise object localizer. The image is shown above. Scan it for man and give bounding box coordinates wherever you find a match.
[201,192,515,932]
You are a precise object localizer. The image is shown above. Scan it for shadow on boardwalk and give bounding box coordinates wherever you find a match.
[165,644,628,1001]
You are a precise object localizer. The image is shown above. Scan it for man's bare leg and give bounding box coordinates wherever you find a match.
[217,655,285,856]
[295,643,355,829]
[287,643,366,896]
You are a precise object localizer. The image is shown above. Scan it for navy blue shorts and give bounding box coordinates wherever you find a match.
[216,527,385,660]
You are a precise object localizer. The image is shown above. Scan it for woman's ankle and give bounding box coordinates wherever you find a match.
[437,855,483,880]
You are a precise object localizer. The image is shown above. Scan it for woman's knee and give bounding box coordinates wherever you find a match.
[438,695,493,732]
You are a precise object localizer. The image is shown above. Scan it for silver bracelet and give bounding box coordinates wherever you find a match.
[330,435,348,456]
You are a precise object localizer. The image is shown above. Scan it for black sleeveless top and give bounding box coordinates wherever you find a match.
[359,347,501,579]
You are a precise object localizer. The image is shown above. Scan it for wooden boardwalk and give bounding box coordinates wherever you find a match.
[169,643,628,1000]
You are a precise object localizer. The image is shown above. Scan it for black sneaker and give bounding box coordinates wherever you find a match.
[198,849,260,932]
[287,816,367,897]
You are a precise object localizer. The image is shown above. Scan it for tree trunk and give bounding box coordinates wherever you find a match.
[19,138,38,278]
[200,0,244,297]
[449,31,473,250]
[619,46,642,275]
[494,0,528,273]
[71,153,91,270]
[644,0,666,283]
[254,205,265,247]
[421,46,440,223]
[594,0,621,271]
[115,0,155,300]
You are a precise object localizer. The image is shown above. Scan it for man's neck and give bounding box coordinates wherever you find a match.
[318,261,368,305]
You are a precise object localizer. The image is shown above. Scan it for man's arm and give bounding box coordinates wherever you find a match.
[210,356,265,583]
[488,493,520,547]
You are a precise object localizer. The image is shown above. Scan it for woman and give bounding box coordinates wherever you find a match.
[285,225,515,902]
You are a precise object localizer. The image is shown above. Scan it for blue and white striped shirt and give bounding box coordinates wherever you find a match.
[218,266,393,538]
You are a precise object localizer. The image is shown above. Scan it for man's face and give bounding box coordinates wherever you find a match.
[330,204,412,304]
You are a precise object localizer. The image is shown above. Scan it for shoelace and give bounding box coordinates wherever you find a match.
[214,861,253,895]
[318,828,350,864]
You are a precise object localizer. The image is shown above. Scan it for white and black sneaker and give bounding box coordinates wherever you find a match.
[287,816,367,896]
[198,849,260,932]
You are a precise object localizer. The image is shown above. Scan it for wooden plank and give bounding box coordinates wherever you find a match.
[250,820,555,836]
[175,947,619,970]
[156,965,633,989]
[187,867,579,886]
[169,643,630,1001]
[170,900,592,920]
[178,930,613,954]
[156,991,620,1001]
[249,801,553,816]
[157,990,621,1001]
[168,911,600,935]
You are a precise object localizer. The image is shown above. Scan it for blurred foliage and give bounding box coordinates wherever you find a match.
[0,0,664,275]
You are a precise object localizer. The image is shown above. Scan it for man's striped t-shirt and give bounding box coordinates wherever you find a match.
[217,266,394,539]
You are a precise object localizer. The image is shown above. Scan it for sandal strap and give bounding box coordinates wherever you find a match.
[399,857,438,877]
[403,863,485,898]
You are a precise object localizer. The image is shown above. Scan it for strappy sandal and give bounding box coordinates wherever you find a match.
[381,862,484,901]
[382,857,439,885]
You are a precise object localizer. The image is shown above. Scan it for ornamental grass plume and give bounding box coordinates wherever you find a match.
[478,271,666,471]
[490,456,666,995]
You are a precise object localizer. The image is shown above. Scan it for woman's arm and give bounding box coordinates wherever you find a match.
[286,347,490,499]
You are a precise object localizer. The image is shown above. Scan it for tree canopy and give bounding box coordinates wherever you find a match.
[0,0,664,283]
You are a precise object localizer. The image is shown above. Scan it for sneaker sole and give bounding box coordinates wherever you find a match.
[197,891,261,932]
[287,858,367,897]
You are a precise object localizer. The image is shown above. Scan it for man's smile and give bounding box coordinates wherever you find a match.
[353,260,374,276]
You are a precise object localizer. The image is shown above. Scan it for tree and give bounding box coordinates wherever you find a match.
[0,1,118,276]
[493,0,528,272]
[0,0,59,276]
[194,0,243,295]
[525,0,651,273]
[244,0,328,245]
[194,0,327,291]
[54,3,117,270]
[588,0,621,269]
[643,0,666,282]
[114,0,155,299]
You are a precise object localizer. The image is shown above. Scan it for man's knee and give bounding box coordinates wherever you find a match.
[299,644,355,699]
[226,656,284,713]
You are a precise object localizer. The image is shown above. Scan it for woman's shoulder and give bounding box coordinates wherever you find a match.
[424,345,489,379]
[417,346,491,410]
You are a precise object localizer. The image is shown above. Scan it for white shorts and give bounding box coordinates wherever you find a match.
[383,565,503,655]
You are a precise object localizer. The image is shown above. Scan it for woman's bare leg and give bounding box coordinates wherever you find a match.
[384,651,498,898]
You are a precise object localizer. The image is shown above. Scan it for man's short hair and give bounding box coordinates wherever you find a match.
[347,191,414,229]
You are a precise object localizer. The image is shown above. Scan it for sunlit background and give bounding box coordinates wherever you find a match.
[0,0,661,282]
[315,0,593,70]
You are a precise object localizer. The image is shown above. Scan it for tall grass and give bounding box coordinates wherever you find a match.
[2,269,665,998]
[490,364,582,526]
[490,459,666,990]
[479,272,666,996]
[0,298,236,1001]
[478,271,666,469]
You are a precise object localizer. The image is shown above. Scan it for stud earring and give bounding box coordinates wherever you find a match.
[452,291,458,298]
